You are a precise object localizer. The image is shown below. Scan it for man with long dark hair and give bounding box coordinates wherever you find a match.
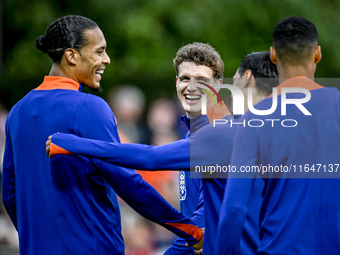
[46,51,279,254]
[2,15,203,255]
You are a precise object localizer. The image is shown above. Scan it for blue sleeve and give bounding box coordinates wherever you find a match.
[216,114,258,255]
[71,97,202,245]
[164,242,195,255]
[50,115,235,171]
[216,177,255,255]
[191,183,204,227]
[164,182,204,255]
[93,157,202,245]
[2,118,17,229]
[189,117,235,178]
[51,133,190,170]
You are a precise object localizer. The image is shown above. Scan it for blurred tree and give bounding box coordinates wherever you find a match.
[1,0,340,110]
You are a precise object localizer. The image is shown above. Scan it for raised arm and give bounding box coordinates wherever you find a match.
[48,133,190,170]
[56,97,203,247]
[46,114,234,171]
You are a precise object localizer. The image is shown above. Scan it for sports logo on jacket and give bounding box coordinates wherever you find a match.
[179,171,186,201]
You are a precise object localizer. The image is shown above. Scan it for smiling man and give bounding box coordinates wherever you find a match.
[41,42,226,255]
[176,62,219,118]
[46,51,280,254]
[167,42,225,255]
[2,15,204,255]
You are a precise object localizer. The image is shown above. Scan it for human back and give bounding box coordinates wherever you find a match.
[242,81,340,254]
[251,16,340,254]
[216,16,340,255]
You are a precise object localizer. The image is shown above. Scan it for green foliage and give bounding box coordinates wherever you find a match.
[1,0,340,109]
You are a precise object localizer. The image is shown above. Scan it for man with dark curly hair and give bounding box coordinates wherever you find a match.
[167,42,227,254]
[46,42,228,255]
[46,49,280,255]
[173,42,224,119]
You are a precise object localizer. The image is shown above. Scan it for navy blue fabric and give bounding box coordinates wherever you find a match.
[217,80,340,255]
[2,78,201,255]
[50,114,263,255]
[190,116,262,255]
[51,114,209,255]
[166,115,207,254]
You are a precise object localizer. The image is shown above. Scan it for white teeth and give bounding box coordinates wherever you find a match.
[96,70,104,74]
[185,95,201,100]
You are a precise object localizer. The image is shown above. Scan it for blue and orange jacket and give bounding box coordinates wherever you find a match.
[48,103,263,255]
[217,77,340,255]
[2,76,203,255]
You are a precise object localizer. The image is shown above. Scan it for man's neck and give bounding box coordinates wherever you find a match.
[277,63,316,84]
[186,112,200,119]
[49,63,76,81]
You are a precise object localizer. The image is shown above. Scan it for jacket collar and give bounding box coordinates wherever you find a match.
[180,114,210,134]
[272,76,323,96]
[35,76,82,92]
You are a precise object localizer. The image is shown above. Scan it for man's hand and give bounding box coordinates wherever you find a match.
[46,135,52,158]
[185,228,204,254]
[193,248,203,255]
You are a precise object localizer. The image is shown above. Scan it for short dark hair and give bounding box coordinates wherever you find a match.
[238,51,279,96]
[273,16,318,65]
[173,42,224,79]
[35,15,98,63]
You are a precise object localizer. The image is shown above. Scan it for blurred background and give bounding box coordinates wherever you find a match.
[1,0,340,254]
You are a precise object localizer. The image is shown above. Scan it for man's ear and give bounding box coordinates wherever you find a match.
[270,46,277,64]
[214,78,222,93]
[314,45,322,64]
[244,70,252,88]
[64,48,79,65]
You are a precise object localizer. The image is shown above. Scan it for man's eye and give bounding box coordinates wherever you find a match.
[181,78,189,81]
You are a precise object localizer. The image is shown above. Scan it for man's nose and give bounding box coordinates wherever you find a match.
[188,77,197,91]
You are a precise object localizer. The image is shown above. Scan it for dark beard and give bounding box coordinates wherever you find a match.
[90,86,103,93]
